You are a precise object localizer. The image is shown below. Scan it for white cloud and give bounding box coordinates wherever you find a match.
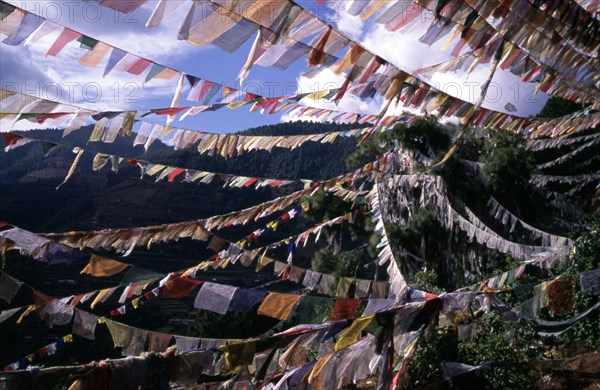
[335,11,364,40]
[2,32,180,111]
[283,67,388,123]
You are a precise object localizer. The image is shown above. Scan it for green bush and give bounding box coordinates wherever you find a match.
[458,312,541,389]
[406,327,458,388]
[536,97,583,119]
[481,131,535,198]
[302,188,379,256]
[311,247,363,278]
[386,209,446,268]
[554,212,600,350]
[410,270,445,295]
[188,310,278,339]
[346,116,451,169]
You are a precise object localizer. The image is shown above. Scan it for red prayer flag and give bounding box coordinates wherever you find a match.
[162,273,202,298]
[1,133,22,146]
[35,112,69,124]
[45,28,81,57]
[329,299,362,321]
[167,168,185,182]
[126,58,152,75]
[243,178,258,187]
[155,107,189,116]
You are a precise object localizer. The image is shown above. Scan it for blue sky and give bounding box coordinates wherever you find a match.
[0,0,549,133]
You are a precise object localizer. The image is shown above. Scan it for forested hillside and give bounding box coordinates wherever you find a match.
[0,121,359,232]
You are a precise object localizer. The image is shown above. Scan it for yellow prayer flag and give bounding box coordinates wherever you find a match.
[227,100,250,109]
[360,0,388,20]
[308,352,333,384]
[0,89,17,102]
[440,28,460,52]
[255,250,273,272]
[120,111,137,136]
[220,257,231,269]
[90,288,110,309]
[16,305,36,324]
[334,315,375,351]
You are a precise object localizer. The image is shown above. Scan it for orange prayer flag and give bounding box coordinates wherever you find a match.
[79,42,111,67]
[257,292,302,320]
[80,254,128,277]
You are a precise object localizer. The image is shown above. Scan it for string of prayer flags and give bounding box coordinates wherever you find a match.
[369,182,408,299]
[38,154,385,256]
[0,273,104,343]
[381,174,572,263]
[1,89,408,155]
[0,225,172,314]
[0,313,382,384]
[412,34,596,104]
[1,254,597,387]
[4,85,598,153]
[121,0,563,135]
[527,131,600,152]
[109,267,400,322]
[377,0,599,104]
[530,173,600,193]
[0,2,356,118]
[209,0,549,120]
[487,197,573,248]
[4,132,317,190]
[537,139,600,169]
[8,262,599,387]
[2,334,75,372]
[0,225,82,262]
